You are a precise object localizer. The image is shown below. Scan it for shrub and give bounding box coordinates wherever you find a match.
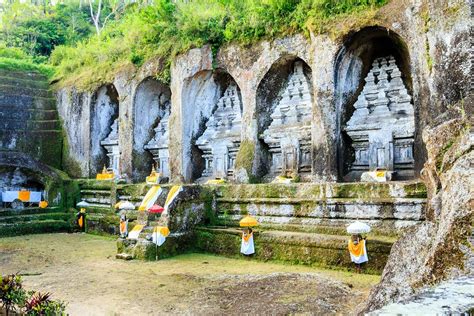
[24,292,66,316]
[0,274,27,315]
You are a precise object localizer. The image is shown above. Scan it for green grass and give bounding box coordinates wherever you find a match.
[0,57,55,78]
[49,0,388,91]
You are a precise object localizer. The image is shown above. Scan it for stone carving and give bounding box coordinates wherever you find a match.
[344,55,415,179]
[100,118,120,175]
[196,84,242,180]
[261,61,312,179]
[144,108,170,178]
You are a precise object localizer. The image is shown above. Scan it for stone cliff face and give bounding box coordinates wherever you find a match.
[55,0,471,185]
[363,114,473,312]
[0,69,62,169]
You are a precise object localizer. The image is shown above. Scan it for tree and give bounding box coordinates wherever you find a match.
[88,0,127,36]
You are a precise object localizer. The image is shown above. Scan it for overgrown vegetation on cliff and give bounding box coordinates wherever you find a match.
[1,0,387,89]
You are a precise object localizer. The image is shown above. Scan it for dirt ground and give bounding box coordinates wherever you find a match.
[0,233,379,315]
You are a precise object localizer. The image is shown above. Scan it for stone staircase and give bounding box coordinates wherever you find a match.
[0,69,62,169]
[0,207,74,237]
[194,181,427,274]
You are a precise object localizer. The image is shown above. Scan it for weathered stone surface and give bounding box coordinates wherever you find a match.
[55,1,470,184]
[363,117,473,312]
[196,84,243,180]
[0,70,62,170]
[261,61,313,180]
[143,106,171,179]
[135,77,171,181]
[100,118,120,175]
[344,56,415,180]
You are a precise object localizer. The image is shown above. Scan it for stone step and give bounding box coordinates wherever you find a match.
[213,182,427,200]
[0,70,48,81]
[0,109,58,121]
[213,219,402,238]
[0,84,52,98]
[0,130,62,153]
[0,119,60,131]
[0,75,50,90]
[0,94,56,110]
[0,219,72,237]
[77,179,115,190]
[194,226,393,274]
[216,196,425,235]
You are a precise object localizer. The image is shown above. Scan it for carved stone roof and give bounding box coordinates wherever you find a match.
[345,56,415,137]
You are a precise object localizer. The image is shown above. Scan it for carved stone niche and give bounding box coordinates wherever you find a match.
[100,118,120,175]
[144,102,171,178]
[344,55,415,180]
[196,84,242,181]
[261,61,313,180]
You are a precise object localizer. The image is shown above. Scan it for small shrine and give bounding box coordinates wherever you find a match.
[144,109,170,178]
[344,55,415,180]
[100,118,120,175]
[261,61,312,180]
[96,165,114,180]
[196,84,242,180]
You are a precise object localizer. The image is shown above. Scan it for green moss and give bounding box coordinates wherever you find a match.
[193,228,389,274]
[234,140,255,182]
[61,126,83,178]
[421,10,433,73]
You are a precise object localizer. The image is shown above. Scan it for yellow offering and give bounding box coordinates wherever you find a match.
[96,166,114,180]
[154,226,170,237]
[114,201,122,209]
[239,215,259,227]
[205,178,226,185]
[272,176,294,184]
[146,165,161,184]
[39,201,48,208]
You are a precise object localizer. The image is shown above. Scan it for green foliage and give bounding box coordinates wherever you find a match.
[0,274,66,315]
[1,1,93,60]
[0,274,27,314]
[24,292,67,315]
[2,0,388,89]
[0,56,55,78]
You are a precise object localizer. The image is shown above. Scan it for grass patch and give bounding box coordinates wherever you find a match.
[0,57,55,78]
[49,0,388,91]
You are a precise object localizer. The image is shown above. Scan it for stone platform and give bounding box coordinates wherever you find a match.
[77,180,426,274]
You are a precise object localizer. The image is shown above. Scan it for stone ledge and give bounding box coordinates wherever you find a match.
[194,227,392,274]
[0,84,51,98]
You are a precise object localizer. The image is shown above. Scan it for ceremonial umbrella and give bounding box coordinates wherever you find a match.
[239,215,259,227]
[76,200,90,208]
[119,201,135,210]
[148,204,165,214]
[346,221,371,234]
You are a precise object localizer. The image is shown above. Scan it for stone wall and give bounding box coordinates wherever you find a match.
[363,115,473,311]
[0,68,80,208]
[56,0,470,184]
[0,69,62,169]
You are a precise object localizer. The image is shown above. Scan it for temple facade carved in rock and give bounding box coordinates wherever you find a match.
[196,84,242,180]
[261,61,313,180]
[101,118,120,175]
[344,56,415,180]
[144,107,171,178]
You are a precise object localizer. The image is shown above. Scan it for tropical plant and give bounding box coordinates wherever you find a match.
[0,274,27,315]
[24,292,67,316]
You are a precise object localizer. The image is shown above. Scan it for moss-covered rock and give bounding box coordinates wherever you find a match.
[193,227,390,274]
